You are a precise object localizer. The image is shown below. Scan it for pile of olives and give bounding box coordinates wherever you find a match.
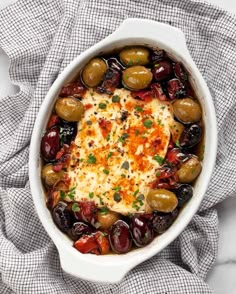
[40,45,204,255]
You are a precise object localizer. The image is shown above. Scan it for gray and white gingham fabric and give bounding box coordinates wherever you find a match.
[0,0,235,293]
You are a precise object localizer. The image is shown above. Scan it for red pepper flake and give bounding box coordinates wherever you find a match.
[47,114,60,130]
[85,103,93,110]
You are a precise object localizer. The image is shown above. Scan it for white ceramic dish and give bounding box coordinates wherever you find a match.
[29,19,217,284]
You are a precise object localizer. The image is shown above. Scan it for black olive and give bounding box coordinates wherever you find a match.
[180,124,202,148]
[152,209,178,234]
[176,184,193,207]
[52,202,73,233]
[59,122,77,145]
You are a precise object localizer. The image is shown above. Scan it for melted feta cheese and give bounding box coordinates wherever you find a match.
[67,88,174,215]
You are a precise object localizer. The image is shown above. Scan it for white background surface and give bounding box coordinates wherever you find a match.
[0,0,236,293]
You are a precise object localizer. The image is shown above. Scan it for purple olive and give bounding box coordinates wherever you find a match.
[167,78,186,99]
[176,184,193,207]
[130,214,154,247]
[59,122,77,145]
[152,209,178,234]
[174,63,188,81]
[109,220,132,254]
[107,57,124,72]
[70,222,94,241]
[180,124,202,148]
[41,126,60,161]
[152,60,172,81]
[52,202,73,233]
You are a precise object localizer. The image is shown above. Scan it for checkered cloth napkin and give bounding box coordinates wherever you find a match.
[0,0,235,293]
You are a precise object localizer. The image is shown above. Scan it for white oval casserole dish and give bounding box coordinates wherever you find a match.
[29,19,217,284]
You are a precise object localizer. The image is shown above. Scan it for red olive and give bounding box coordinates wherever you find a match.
[41,126,60,161]
[130,214,154,247]
[152,60,172,81]
[109,220,132,254]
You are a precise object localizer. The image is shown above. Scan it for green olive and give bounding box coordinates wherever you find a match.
[170,121,185,143]
[173,98,202,123]
[97,210,120,230]
[82,58,107,87]
[122,66,153,90]
[147,189,178,213]
[119,46,150,66]
[177,157,202,183]
[55,97,84,122]
[41,164,65,186]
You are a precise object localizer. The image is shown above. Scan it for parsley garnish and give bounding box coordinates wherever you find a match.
[118,133,129,143]
[103,169,109,175]
[99,103,107,109]
[72,203,80,212]
[153,154,164,165]
[60,191,66,199]
[121,173,126,178]
[135,129,140,136]
[161,105,165,110]
[143,119,153,129]
[67,186,76,200]
[99,206,109,215]
[86,120,92,125]
[113,186,121,192]
[87,153,96,164]
[134,105,143,112]
[156,170,161,177]
[106,133,110,141]
[112,95,120,103]
[133,189,139,197]
[89,192,94,199]
[107,152,113,160]
[175,140,180,148]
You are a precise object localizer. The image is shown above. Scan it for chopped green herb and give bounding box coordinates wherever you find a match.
[143,119,153,129]
[87,153,96,164]
[135,129,140,136]
[121,173,126,178]
[67,186,76,200]
[113,186,121,192]
[141,135,147,139]
[136,58,141,64]
[79,158,84,162]
[98,196,104,205]
[125,74,129,79]
[121,161,129,170]
[103,169,109,175]
[161,105,165,110]
[113,192,121,202]
[118,133,129,143]
[60,191,66,199]
[156,170,161,177]
[133,189,139,197]
[157,119,162,125]
[153,154,164,165]
[89,192,94,199]
[99,206,109,215]
[112,95,120,103]
[191,168,196,175]
[134,105,143,112]
[127,60,133,66]
[72,203,80,212]
[107,151,113,160]
[105,100,109,104]
[106,133,110,141]
[99,103,107,109]
[154,63,159,67]
[175,140,180,148]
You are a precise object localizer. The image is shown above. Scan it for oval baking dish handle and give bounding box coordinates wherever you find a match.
[107,18,190,57]
[58,247,134,284]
